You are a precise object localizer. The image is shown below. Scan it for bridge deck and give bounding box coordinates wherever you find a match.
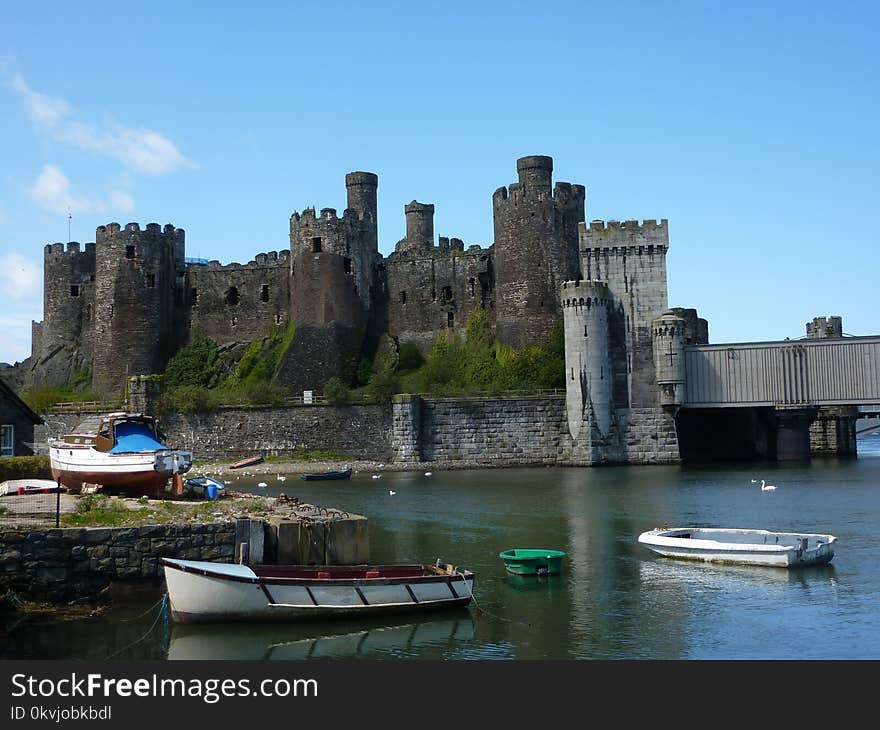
[683,336,880,408]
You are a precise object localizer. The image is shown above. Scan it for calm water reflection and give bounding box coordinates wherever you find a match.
[4,433,880,660]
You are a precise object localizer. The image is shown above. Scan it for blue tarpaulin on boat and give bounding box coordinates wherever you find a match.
[109,421,167,453]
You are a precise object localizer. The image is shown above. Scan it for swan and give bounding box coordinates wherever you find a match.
[424,472,432,477]
[277,474,286,482]
[257,482,268,488]
[760,479,776,491]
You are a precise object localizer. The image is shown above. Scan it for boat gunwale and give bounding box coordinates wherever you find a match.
[638,527,836,554]
[161,558,474,587]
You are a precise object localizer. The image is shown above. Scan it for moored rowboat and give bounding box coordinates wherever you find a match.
[162,558,474,623]
[637,527,836,568]
[299,467,352,481]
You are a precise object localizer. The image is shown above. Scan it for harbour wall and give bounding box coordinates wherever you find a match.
[0,516,369,603]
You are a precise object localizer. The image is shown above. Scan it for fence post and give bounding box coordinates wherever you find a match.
[55,476,61,528]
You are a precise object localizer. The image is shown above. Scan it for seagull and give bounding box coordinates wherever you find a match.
[389,490,396,496]
[257,482,268,488]
[372,474,381,480]
[751,479,757,483]
[424,472,432,477]
[760,479,776,491]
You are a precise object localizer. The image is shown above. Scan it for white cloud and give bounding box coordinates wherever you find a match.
[28,164,135,216]
[0,252,41,303]
[8,73,192,175]
[0,253,42,364]
[9,73,71,127]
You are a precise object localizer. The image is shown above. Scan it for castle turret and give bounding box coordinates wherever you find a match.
[91,222,185,393]
[35,241,97,386]
[652,310,686,407]
[345,171,378,223]
[562,280,613,441]
[493,155,585,349]
[395,201,434,253]
[806,316,843,339]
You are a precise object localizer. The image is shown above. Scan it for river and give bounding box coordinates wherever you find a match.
[4,433,880,660]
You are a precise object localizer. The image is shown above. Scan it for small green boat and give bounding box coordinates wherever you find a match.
[499,549,566,576]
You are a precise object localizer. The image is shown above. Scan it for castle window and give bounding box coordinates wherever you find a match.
[311,237,323,253]
[70,284,80,297]
[109,304,114,319]
[225,286,240,306]
[125,245,135,259]
[1,425,13,457]
[231,317,237,327]
[431,288,436,302]
[190,288,198,305]
[469,278,475,297]
[260,285,270,302]
[146,273,155,288]
[274,313,283,324]
[343,257,352,274]
[447,311,454,328]
[399,291,407,304]
[584,326,588,337]
[442,286,452,302]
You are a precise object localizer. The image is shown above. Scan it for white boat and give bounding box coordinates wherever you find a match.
[0,479,63,496]
[637,527,836,568]
[162,558,474,623]
[48,412,192,496]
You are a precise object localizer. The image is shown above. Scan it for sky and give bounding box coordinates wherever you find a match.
[1,1,878,364]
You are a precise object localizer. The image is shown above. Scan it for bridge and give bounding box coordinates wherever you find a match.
[672,336,880,460]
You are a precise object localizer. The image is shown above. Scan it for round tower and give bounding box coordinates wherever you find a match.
[652,310,686,407]
[92,222,184,394]
[493,156,585,349]
[562,280,613,440]
[345,171,378,222]
[516,155,553,192]
[397,201,435,253]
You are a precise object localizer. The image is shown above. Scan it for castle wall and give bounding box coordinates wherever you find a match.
[492,156,585,349]
[386,245,493,353]
[186,251,290,345]
[91,223,183,392]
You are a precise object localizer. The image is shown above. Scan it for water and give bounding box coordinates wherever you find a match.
[4,434,880,660]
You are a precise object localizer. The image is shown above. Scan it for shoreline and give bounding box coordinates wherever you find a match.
[188,458,560,477]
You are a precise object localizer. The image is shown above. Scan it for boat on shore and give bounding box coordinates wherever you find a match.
[637,527,836,568]
[299,466,352,481]
[0,479,64,496]
[229,455,263,469]
[48,412,192,496]
[184,476,225,500]
[162,558,474,623]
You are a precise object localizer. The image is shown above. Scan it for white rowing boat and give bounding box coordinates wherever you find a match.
[162,558,474,623]
[637,527,836,568]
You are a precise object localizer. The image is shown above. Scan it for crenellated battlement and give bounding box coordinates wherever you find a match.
[44,241,96,258]
[290,207,363,226]
[560,280,612,308]
[578,218,669,253]
[492,181,585,209]
[96,221,185,243]
[193,250,291,270]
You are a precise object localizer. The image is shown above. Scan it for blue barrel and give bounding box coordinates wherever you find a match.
[205,484,220,501]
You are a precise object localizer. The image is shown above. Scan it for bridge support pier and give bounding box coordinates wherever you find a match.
[774,407,817,461]
[810,406,858,457]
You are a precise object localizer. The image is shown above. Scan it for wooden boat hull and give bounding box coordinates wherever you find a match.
[162,558,474,623]
[230,456,263,469]
[49,443,193,496]
[638,527,836,568]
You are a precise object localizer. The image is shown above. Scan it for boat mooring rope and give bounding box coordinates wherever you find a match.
[104,593,168,660]
[458,571,529,627]
[118,594,168,622]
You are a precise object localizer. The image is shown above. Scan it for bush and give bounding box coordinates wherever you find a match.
[162,385,216,414]
[164,334,218,388]
[0,456,52,482]
[241,381,288,406]
[323,377,350,404]
[397,343,424,372]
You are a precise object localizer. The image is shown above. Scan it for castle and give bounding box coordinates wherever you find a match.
[20,154,708,461]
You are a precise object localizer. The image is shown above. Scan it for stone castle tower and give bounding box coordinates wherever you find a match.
[492,156,585,348]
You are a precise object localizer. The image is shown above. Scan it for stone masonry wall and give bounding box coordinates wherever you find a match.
[0,523,235,603]
[35,404,392,461]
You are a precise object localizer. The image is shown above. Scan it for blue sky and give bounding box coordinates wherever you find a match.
[1,1,878,364]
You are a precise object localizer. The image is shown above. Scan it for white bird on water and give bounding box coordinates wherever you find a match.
[424,472,432,477]
[257,482,268,488]
[277,474,286,482]
[760,479,776,491]
[389,490,396,496]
